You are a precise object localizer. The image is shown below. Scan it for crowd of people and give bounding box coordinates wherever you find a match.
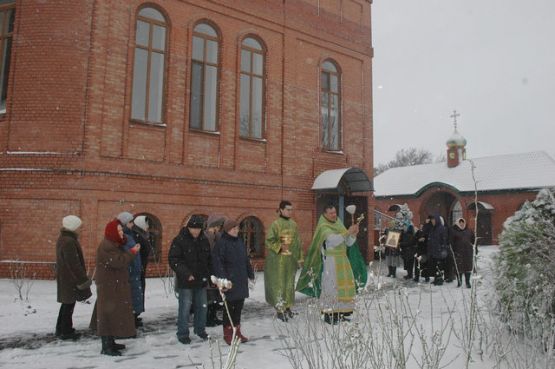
[55,201,305,356]
[380,205,477,288]
[54,201,474,357]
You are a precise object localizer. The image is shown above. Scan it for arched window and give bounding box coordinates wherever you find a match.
[190,22,220,132]
[131,6,167,124]
[320,60,341,150]
[239,37,265,139]
[450,201,463,226]
[239,216,264,258]
[0,4,15,114]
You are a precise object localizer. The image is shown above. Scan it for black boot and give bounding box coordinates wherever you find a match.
[134,313,143,328]
[276,310,288,322]
[388,266,396,278]
[433,271,444,286]
[285,308,295,319]
[465,272,471,288]
[101,336,122,356]
[109,336,126,351]
[206,304,222,327]
[323,313,338,325]
[457,275,462,287]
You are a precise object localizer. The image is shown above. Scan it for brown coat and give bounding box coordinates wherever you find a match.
[56,229,90,303]
[450,225,476,273]
[91,237,136,337]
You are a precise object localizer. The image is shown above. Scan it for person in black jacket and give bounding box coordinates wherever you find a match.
[427,215,449,285]
[168,215,212,344]
[413,216,433,282]
[399,224,416,280]
[212,219,255,345]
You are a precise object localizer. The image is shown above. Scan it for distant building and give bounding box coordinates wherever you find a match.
[0,1,374,277]
[374,124,555,245]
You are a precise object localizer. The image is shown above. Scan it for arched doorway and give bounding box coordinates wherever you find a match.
[420,191,457,226]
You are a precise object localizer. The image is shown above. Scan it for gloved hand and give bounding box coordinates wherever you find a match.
[77,278,92,290]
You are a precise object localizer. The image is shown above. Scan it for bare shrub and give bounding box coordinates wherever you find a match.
[275,287,457,369]
[9,260,36,302]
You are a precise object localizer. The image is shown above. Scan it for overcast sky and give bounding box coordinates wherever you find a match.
[371,0,555,165]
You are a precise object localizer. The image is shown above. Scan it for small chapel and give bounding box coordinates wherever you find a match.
[373,112,555,245]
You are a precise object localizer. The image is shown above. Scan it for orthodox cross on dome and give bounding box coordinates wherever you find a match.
[450,110,460,130]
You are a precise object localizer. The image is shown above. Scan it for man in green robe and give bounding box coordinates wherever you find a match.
[296,204,366,324]
[264,200,303,322]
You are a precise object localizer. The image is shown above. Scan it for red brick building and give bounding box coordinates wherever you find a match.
[0,0,374,278]
[374,127,555,245]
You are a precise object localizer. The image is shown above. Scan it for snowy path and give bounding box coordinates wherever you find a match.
[1,246,543,369]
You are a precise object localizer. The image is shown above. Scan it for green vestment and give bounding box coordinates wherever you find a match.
[264,216,303,310]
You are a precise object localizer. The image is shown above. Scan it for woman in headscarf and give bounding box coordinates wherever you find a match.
[92,218,140,356]
[450,218,476,288]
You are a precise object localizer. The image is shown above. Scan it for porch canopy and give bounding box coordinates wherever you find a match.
[311,167,373,193]
[467,201,494,211]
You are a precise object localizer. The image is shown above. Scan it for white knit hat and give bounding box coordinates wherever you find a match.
[117,211,134,225]
[62,215,82,232]
[134,215,149,232]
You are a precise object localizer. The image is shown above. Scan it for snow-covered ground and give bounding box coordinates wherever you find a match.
[0,246,550,369]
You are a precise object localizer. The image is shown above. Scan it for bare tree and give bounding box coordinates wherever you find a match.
[374,148,434,176]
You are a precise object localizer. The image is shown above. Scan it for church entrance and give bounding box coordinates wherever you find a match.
[420,191,457,226]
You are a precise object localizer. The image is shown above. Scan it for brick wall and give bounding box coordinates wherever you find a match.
[0,0,374,278]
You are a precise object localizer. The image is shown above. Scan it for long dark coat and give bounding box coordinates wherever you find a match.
[92,238,136,338]
[399,226,416,261]
[427,216,449,260]
[204,230,223,304]
[56,229,90,303]
[414,225,433,277]
[168,227,212,289]
[211,232,254,301]
[450,225,476,273]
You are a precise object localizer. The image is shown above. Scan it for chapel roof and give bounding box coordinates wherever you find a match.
[374,151,555,197]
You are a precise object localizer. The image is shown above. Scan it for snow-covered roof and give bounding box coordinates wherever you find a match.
[312,167,373,192]
[374,151,555,197]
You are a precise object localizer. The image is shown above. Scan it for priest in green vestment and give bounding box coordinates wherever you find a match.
[264,201,303,321]
[296,204,365,324]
